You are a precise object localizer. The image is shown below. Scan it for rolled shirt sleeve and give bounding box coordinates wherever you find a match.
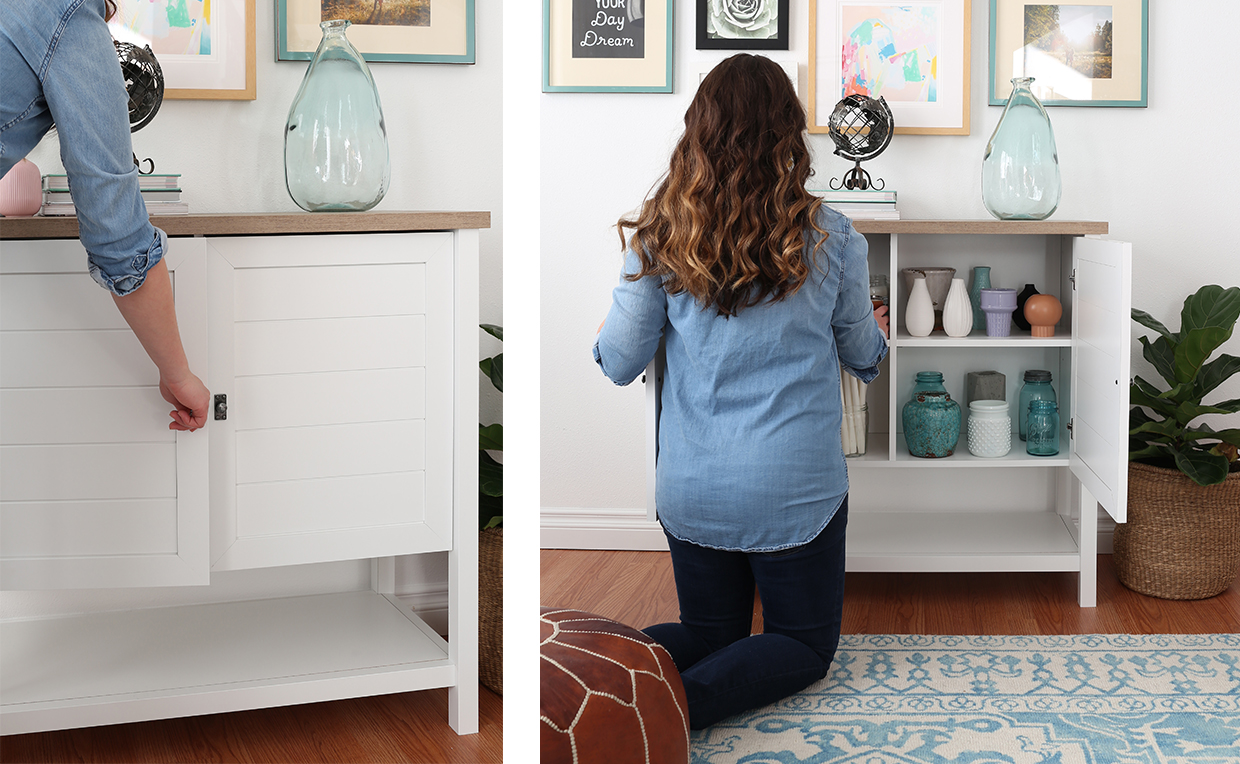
[593,249,668,386]
[830,223,888,383]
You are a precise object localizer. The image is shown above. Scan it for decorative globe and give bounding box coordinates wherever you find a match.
[827,95,894,162]
[113,41,164,133]
[826,95,893,190]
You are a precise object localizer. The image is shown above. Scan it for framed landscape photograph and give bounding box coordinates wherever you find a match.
[809,0,971,135]
[697,0,790,50]
[108,0,256,99]
[277,0,475,63]
[544,0,674,92]
[989,0,1148,106]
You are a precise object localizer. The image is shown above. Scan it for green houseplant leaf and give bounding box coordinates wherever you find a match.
[479,324,503,529]
[1129,284,1240,486]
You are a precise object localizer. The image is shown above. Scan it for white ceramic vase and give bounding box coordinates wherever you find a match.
[905,276,934,337]
[942,278,973,338]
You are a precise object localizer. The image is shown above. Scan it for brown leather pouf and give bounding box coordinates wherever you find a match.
[540,607,689,764]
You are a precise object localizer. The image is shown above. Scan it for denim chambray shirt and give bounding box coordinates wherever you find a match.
[1,0,165,296]
[594,206,888,552]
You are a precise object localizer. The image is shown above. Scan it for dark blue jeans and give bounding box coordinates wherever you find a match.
[643,498,848,730]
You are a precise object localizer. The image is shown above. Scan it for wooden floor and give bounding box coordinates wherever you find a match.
[0,686,502,764]
[541,550,1240,636]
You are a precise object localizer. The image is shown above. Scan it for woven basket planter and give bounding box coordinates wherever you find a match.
[479,527,503,694]
[1113,461,1240,600]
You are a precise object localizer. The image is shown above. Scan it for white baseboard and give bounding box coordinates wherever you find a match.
[541,507,668,550]
[542,507,1118,554]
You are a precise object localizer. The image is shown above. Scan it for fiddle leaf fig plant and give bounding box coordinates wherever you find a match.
[479,323,503,530]
[1129,284,1240,486]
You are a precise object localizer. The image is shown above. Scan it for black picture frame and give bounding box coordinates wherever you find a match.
[697,0,790,50]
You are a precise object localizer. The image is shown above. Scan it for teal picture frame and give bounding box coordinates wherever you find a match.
[277,0,475,64]
[988,0,1147,107]
[543,0,675,93]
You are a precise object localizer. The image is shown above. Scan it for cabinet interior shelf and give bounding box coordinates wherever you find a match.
[845,434,1071,467]
[893,330,1072,348]
[0,591,452,735]
[846,511,1081,572]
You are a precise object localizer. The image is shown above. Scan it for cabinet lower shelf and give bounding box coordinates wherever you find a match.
[0,591,453,735]
[845,511,1081,572]
[845,434,1071,467]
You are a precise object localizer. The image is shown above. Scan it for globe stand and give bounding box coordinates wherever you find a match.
[831,162,884,191]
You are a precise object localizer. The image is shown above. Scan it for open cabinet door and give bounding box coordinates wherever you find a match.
[643,340,665,523]
[0,239,210,589]
[1069,236,1132,523]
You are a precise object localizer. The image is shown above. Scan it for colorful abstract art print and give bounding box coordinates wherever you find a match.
[991,0,1146,107]
[107,0,255,99]
[811,1,970,135]
[840,5,941,102]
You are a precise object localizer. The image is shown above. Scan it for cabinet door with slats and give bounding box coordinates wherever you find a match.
[0,239,209,589]
[206,233,454,570]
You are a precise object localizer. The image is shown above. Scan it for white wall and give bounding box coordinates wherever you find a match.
[540,0,1240,541]
[4,1,501,616]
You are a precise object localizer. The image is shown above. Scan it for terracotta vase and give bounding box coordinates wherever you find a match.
[0,158,42,217]
[1024,293,1063,337]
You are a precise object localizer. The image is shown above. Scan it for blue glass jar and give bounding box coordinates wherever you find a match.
[1025,399,1059,456]
[902,390,961,458]
[1018,370,1056,441]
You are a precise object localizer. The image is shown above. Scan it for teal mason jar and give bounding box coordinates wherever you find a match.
[902,390,961,458]
[1025,399,1060,456]
[1018,370,1056,441]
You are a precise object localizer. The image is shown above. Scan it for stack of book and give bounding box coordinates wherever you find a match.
[40,174,188,216]
[810,188,899,220]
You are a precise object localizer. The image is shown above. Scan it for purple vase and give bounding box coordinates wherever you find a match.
[980,288,1018,337]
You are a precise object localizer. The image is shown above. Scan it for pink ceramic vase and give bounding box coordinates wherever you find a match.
[0,158,42,217]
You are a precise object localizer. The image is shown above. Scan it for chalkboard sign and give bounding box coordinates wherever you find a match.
[572,0,645,59]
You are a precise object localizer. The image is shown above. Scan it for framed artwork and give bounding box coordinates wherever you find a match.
[809,0,971,135]
[108,0,256,99]
[989,0,1147,106]
[696,0,790,50]
[543,0,674,92]
[276,0,475,63]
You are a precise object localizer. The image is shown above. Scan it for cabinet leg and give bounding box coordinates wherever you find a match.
[1078,485,1098,607]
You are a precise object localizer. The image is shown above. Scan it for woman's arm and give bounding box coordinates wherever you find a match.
[832,227,889,382]
[593,249,668,386]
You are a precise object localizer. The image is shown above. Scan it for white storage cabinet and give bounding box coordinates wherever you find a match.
[0,212,485,735]
[646,220,1131,607]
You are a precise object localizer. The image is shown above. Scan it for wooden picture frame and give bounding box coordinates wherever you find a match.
[809,0,971,135]
[543,0,674,93]
[989,0,1147,106]
[276,0,475,64]
[696,0,790,50]
[108,0,256,100]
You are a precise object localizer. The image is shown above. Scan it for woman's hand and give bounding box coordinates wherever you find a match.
[873,305,889,338]
[160,372,210,431]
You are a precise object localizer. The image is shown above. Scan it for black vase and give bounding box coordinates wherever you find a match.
[1014,283,1040,331]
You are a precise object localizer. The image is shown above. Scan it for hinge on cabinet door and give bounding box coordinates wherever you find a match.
[214,394,228,421]
[1070,269,1076,290]
[1067,418,1073,439]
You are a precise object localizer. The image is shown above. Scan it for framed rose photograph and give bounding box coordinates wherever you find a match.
[809,0,971,135]
[697,0,790,50]
[544,0,674,92]
[989,0,1148,106]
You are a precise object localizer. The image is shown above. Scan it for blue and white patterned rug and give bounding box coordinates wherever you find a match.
[691,634,1240,764]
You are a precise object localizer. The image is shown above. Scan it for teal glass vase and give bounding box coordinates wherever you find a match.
[902,390,961,459]
[969,266,991,333]
[285,20,390,212]
[982,77,1061,221]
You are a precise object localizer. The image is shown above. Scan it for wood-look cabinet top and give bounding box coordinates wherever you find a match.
[851,219,1107,235]
[0,211,491,239]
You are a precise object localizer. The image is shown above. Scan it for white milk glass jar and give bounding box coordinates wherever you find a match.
[967,399,1012,457]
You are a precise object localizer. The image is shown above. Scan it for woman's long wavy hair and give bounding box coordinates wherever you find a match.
[618,54,825,317]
